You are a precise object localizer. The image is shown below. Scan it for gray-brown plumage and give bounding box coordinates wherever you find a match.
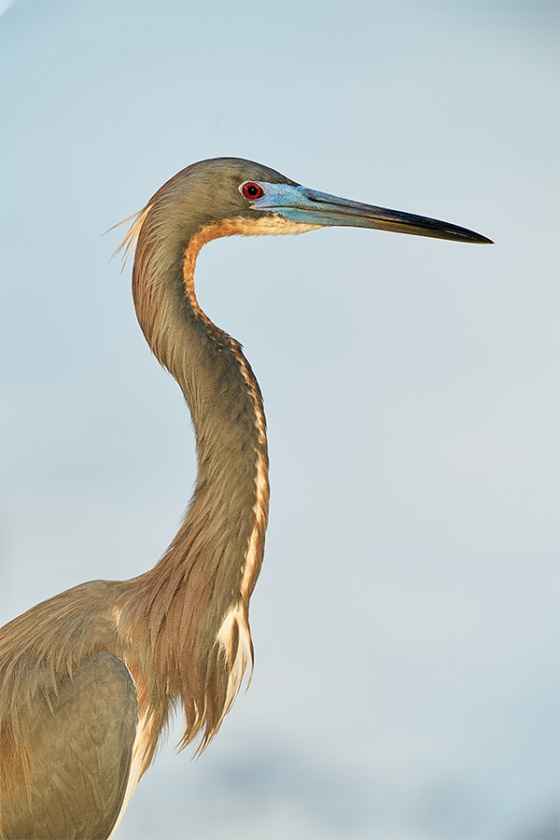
[0,158,491,840]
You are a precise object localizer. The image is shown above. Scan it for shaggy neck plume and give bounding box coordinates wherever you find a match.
[121,209,270,752]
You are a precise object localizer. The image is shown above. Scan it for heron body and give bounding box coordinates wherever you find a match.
[0,158,491,839]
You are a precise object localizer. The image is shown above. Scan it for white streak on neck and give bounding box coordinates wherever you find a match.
[216,603,253,714]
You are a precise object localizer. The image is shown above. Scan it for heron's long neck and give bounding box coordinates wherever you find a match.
[124,218,269,751]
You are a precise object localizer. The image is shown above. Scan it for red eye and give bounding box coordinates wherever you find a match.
[242,181,264,200]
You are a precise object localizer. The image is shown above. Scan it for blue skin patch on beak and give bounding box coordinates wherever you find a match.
[249,183,351,227]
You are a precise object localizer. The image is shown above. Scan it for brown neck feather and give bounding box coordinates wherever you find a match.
[121,213,269,751]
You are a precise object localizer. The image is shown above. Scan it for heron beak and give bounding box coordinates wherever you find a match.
[253,183,493,244]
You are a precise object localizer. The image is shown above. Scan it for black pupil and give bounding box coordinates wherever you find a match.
[246,183,259,197]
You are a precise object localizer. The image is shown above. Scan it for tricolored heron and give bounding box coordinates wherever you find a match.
[0,158,491,839]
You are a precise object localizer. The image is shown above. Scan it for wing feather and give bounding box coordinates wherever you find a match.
[1,652,137,840]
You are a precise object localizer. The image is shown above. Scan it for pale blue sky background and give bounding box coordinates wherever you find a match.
[1,2,558,839]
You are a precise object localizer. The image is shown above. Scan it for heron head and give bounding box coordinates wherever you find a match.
[118,157,491,270]
[155,157,492,244]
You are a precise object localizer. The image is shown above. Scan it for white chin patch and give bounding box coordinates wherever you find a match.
[240,216,322,236]
[196,216,321,241]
